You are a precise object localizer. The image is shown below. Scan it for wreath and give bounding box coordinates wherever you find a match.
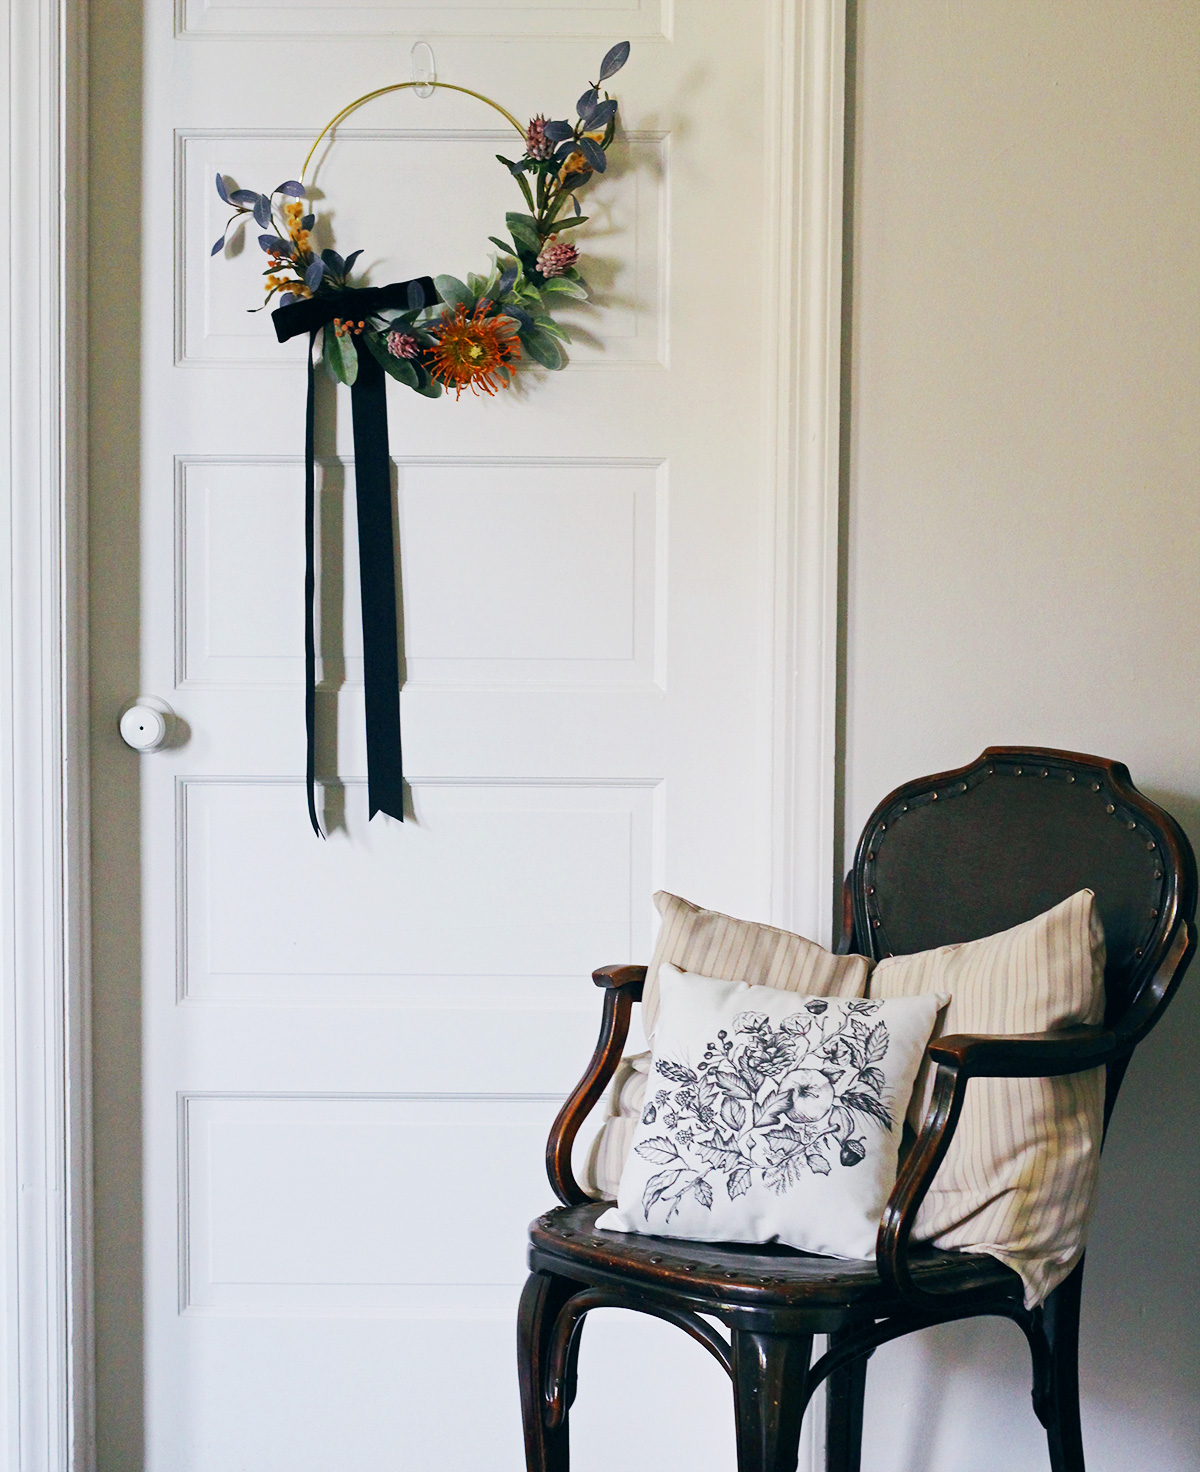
[208,44,632,838]
[211,39,630,398]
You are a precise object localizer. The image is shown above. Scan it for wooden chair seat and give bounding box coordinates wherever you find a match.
[530,1201,1021,1322]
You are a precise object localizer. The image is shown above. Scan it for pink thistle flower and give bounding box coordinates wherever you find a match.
[525,115,553,161]
[535,238,578,278]
[386,330,419,360]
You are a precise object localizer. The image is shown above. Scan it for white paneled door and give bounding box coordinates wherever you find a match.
[89,2,841,1468]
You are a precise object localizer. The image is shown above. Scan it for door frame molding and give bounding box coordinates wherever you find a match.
[767,0,846,947]
[0,1,844,1466]
[0,0,93,1468]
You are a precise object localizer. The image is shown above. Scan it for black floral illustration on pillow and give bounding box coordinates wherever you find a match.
[635,999,894,1223]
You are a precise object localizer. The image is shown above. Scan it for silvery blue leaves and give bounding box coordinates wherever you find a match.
[586,99,618,130]
[634,1001,894,1225]
[598,40,631,82]
[578,137,607,173]
[577,88,600,123]
[274,180,305,198]
[543,119,575,144]
[213,176,299,256]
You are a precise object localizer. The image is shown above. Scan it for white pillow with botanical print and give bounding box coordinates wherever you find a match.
[596,967,946,1259]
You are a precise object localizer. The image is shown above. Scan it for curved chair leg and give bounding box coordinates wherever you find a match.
[518,1271,577,1472]
[1042,1264,1086,1472]
[731,1329,814,1472]
[824,1331,870,1472]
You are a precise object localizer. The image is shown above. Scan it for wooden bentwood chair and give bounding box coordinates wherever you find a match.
[518,748,1197,1472]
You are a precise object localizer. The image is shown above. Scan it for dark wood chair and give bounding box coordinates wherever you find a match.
[518,747,1196,1472]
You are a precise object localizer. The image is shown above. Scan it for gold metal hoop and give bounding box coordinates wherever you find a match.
[302,82,526,185]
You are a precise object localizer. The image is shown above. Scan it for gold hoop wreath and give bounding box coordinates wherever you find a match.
[210,42,631,836]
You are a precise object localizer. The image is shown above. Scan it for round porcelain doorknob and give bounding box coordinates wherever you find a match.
[119,698,174,752]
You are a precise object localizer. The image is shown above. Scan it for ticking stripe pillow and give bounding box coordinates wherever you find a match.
[580,893,872,1199]
[869,889,1106,1307]
[642,891,872,1039]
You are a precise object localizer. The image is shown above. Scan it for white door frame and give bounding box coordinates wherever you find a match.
[0,2,844,1466]
[0,0,93,1467]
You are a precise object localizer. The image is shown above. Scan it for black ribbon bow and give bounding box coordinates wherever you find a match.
[273,277,438,837]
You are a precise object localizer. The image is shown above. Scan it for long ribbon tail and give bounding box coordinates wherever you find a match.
[349,339,405,822]
[304,329,324,838]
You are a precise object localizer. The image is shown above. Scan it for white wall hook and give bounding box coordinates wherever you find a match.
[410,41,436,99]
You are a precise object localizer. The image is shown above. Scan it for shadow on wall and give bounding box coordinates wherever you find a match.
[861,791,1200,1472]
[1079,788,1200,1465]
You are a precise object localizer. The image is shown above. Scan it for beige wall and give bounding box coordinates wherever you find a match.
[843,3,1199,1467]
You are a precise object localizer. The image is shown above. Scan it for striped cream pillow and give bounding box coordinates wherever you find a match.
[870,889,1106,1307]
[580,893,872,1199]
[642,891,872,1038]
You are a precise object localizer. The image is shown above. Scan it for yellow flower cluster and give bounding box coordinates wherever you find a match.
[285,199,311,252]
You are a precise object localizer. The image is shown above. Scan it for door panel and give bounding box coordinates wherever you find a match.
[98,2,808,1467]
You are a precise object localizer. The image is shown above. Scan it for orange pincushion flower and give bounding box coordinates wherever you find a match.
[428,301,519,398]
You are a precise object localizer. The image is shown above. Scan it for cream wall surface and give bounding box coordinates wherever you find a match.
[843,3,1199,1469]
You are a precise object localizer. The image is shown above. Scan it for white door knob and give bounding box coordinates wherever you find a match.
[119,697,174,752]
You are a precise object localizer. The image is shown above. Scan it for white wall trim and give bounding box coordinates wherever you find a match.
[0,0,93,1467]
[765,0,846,948]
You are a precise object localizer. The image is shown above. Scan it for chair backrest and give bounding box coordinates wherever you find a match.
[846,749,1197,1056]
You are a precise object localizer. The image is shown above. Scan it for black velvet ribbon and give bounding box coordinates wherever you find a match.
[273,278,438,836]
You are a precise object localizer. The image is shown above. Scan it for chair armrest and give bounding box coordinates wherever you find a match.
[592,964,647,997]
[544,965,647,1206]
[876,1024,1118,1313]
[926,1025,1119,1077]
